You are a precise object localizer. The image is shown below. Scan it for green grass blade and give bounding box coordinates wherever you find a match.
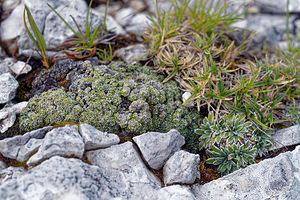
[23,6,40,52]
[89,24,102,47]
[47,3,82,39]
[85,0,93,40]
[24,5,47,52]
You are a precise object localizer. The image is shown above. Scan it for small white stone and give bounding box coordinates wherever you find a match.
[0,3,24,41]
[0,73,19,104]
[9,61,32,75]
[115,8,135,27]
[11,101,28,114]
[0,106,16,133]
[79,123,120,150]
[182,92,194,108]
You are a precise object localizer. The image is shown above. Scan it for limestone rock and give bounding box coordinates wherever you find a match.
[270,124,300,150]
[86,142,161,198]
[116,44,148,64]
[163,150,200,185]
[27,125,84,166]
[9,61,32,75]
[0,102,28,134]
[0,161,6,172]
[255,0,300,13]
[79,123,120,150]
[0,106,16,134]
[0,126,52,161]
[115,7,135,27]
[125,13,151,34]
[0,58,13,75]
[0,3,24,41]
[133,129,185,170]
[0,156,157,200]
[192,145,300,200]
[43,0,88,49]
[157,185,196,200]
[0,73,19,104]
[0,167,24,185]
[11,101,28,114]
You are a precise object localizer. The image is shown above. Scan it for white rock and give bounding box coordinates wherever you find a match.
[92,10,127,36]
[0,102,28,133]
[27,125,84,166]
[0,167,24,185]
[0,58,14,76]
[116,44,148,64]
[192,145,300,200]
[0,156,159,199]
[133,129,185,170]
[163,150,200,185]
[17,138,43,162]
[270,124,300,150]
[182,92,194,108]
[79,123,119,150]
[115,7,135,27]
[86,142,161,199]
[43,0,88,49]
[0,3,24,41]
[0,161,6,171]
[125,13,151,34]
[2,0,20,12]
[0,126,52,160]
[0,73,19,104]
[157,185,196,200]
[0,106,16,134]
[9,61,32,75]
[11,101,28,114]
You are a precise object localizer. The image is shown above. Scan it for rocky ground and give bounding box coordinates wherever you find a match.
[0,0,299,199]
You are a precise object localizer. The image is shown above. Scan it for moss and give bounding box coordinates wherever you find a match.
[19,62,200,136]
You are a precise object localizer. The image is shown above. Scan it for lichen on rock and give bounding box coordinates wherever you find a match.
[19,62,200,136]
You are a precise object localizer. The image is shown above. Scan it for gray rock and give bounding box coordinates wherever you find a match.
[11,101,28,114]
[116,44,148,64]
[9,61,32,75]
[2,0,20,12]
[133,129,185,170]
[27,125,84,166]
[0,73,19,104]
[255,0,300,13]
[0,156,154,200]
[0,167,24,185]
[79,123,120,150]
[270,124,300,150]
[0,58,31,77]
[0,161,7,171]
[43,0,88,49]
[0,106,16,134]
[157,185,196,200]
[0,3,24,41]
[125,13,151,34]
[86,142,161,197]
[163,150,200,185]
[0,58,13,75]
[17,138,43,162]
[148,0,172,14]
[0,126,52,160]
[192,145,300,200]
[0,102,28,134]
[92,11,126,36]
[115,7,135,27]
